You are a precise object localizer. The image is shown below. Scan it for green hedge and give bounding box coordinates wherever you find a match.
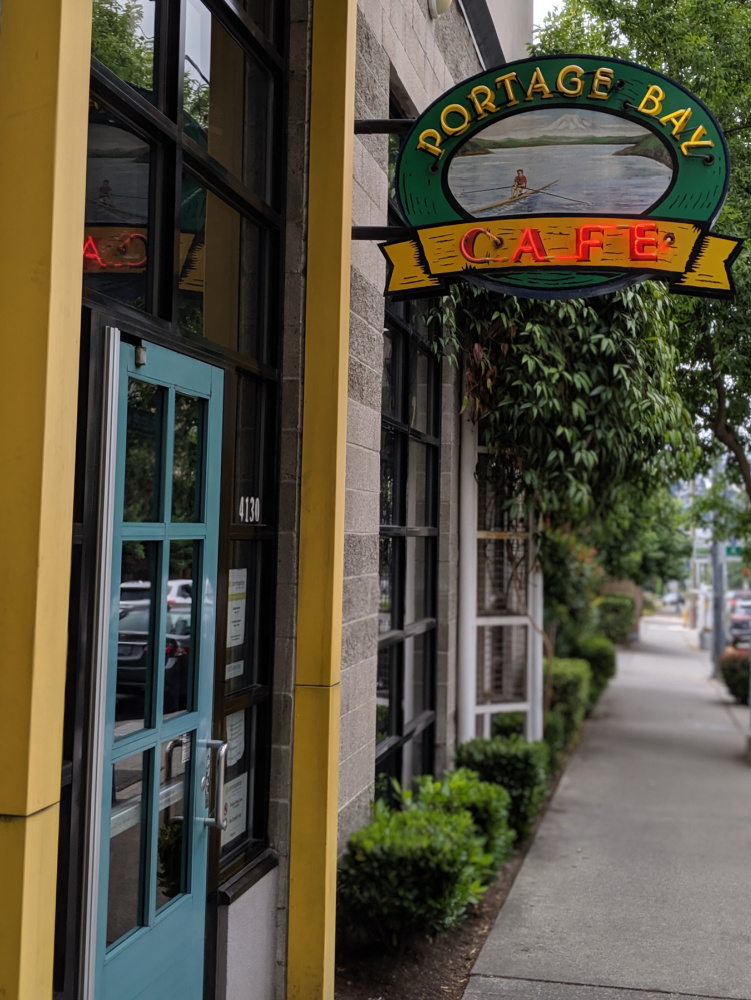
[412,768,515,875]
[337,800,488,947]
[596,594,635,644]
[543,709,566,773]
[491,711,525,739]
[575,634,616,706]
[549,658,591,745]
[490,710,568,776]
[455,736,548,841]
[720,650,750,705]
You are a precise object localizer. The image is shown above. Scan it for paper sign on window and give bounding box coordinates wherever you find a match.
[227,568,247,648]
[221,773,248,847]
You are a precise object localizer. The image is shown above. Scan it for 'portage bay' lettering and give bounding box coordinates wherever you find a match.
[417,65,613,159]
[635,85,715,157]
[417,64,714,161]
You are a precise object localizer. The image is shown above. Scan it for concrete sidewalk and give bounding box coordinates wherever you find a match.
[465,617,751,1000]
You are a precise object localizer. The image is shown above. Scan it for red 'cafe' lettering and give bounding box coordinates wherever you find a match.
[558,225,609,262]
[459,227,503,264]
[629,222,659,261]
[458,223,674,266]
[510,228,549,262]
[82,232,148,269]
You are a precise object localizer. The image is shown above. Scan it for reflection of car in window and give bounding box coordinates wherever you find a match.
[117,605,191,712]
[120,581,151,608]
[119,579,193,610]
[167,580,192,610]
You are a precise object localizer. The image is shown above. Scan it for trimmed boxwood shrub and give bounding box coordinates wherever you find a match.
[491,711,525,739]
[455,736,548,841]
[720,650,750,705]
[412,768,515,875]
[337,800,488,947]
[543,709,566,774]
[596,594,635,644]
[575,634,616,706]
[549,658,591,745]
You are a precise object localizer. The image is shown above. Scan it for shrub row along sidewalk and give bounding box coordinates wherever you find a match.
[336,633,617,955]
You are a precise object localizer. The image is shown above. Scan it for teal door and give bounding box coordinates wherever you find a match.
[96,341,224,1000]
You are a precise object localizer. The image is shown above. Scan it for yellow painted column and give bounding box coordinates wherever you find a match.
[286,0,357,996]
[0,1,92,997]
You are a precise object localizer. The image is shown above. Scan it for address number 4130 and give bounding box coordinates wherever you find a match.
[238,496,261,523]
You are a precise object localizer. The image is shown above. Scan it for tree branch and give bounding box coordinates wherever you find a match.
[707,337,751,502]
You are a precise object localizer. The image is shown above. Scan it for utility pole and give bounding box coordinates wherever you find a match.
[710,539,726,678]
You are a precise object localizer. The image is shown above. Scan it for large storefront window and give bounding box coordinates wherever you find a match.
[56,3,285,996]
[377,298,440,788]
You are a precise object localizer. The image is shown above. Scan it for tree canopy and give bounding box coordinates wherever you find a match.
[430,282,695,523]
[534,0,751,541]
[91,0,153,91]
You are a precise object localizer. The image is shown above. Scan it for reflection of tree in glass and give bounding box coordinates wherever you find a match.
[169,539,195,581]
[157,821,183,899]
[375,704,390,744]
[172,395,204,522]
[184,75,210,132]
[92,0,154,91]
[124,380,162,523]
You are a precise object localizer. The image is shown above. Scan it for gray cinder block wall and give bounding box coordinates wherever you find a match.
[267,0,314,992]
[338,0,483,847]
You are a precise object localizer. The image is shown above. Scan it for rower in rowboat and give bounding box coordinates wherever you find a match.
[510,168,527,199]
[476,179,561,213]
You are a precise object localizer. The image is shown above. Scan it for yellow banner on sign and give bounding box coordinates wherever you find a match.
[382,216,742,295]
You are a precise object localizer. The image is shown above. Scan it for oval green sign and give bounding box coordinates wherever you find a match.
[385,55,740,300]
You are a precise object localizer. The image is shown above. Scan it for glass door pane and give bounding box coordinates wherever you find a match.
[98,341,223,1000]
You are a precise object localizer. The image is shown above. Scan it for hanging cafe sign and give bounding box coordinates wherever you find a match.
[384,55,742,300]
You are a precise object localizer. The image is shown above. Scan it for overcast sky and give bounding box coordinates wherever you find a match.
[533,0,561,34]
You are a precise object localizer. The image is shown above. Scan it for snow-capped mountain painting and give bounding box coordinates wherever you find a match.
[447,107,673,218]
[474,108,646,144]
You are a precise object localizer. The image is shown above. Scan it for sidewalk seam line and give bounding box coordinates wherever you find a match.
[469,973,748,1000]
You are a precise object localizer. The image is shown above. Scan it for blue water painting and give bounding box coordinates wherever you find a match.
[448,109,674,218]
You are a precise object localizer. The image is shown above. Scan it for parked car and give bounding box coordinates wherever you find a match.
[661,592,685,606]
[729,600,751,646]
[116,606,191,712]
[726,590,748,613]
[120,579,193,611]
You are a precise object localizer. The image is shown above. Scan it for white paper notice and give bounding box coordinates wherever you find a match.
[226,710,245,767]
[227,568,247,648]
[221,773,248,847]
[225,658,244,680]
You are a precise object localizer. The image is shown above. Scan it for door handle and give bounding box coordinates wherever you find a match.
[201,739,228,830]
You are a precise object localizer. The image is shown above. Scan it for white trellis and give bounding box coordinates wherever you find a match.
[458,419,543,744]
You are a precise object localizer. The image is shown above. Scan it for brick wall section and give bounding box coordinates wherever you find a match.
[269,0,312,991]
[337,0,481,848]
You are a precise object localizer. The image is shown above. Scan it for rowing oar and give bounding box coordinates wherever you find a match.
[476,181,592,212]
[475,180,560,212]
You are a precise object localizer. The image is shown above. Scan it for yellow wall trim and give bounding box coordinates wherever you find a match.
[287,0,357,996]
[0,0,92,996]
[0,805,62,998]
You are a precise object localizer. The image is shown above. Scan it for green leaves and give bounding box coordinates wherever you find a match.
[454,736,549,842]
[428,282,694,524]
[534,0,751,522]
[337,787,499,948]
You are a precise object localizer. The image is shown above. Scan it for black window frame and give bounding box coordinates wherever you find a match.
[55,3,288,996]
[377,295,441,789]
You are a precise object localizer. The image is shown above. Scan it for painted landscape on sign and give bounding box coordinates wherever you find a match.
[448,108,674,217]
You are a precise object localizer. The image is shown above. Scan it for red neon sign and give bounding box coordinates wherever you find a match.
[82,232,148,270]
[459,227,503,264]
[458,222,674,267]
